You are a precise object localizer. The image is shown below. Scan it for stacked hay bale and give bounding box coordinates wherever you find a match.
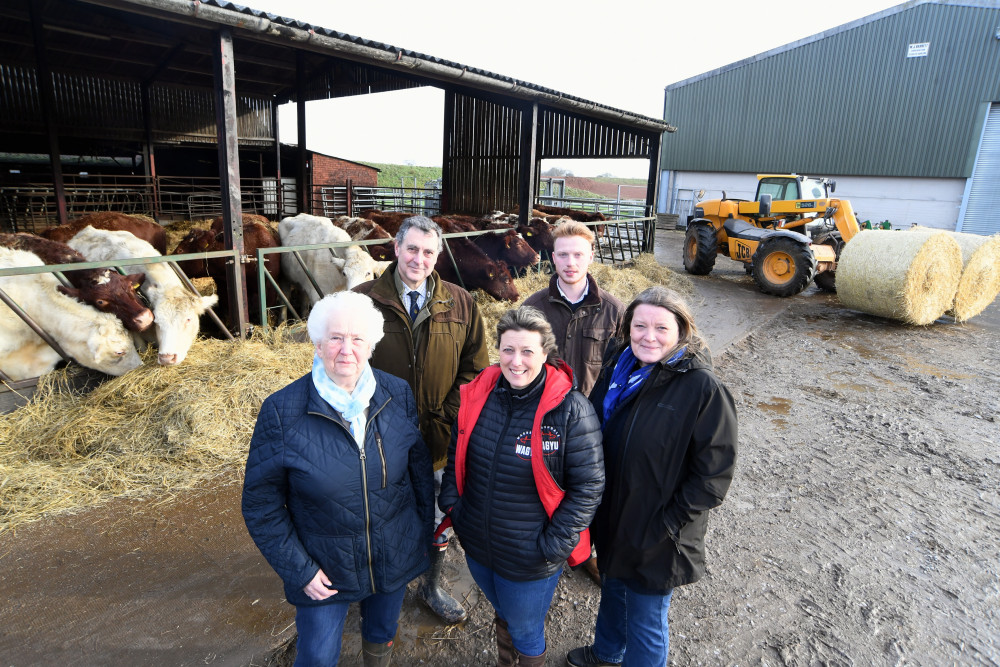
[943,233,1000,322]
[836,230,963,325]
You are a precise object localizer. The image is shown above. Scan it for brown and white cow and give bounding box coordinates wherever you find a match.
[41,212,168,255]
[332,216,394,261]
[0,247,143,380]
[68,226,218,366]
[0,232,153,332]
[171,219,281,327]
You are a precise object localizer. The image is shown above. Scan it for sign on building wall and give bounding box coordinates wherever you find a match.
[907,42,930,58]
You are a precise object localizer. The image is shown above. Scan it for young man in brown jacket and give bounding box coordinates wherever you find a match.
[523,220,623,398]
[354,215,489,624]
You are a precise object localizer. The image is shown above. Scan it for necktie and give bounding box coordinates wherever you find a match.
[408,290,420,321]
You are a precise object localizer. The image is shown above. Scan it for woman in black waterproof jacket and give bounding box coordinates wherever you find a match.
[567,286,738,667]
[438,305,605,666]
[242,291,434,667]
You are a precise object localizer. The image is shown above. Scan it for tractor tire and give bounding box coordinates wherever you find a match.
[683,223,717,275]
[813,231,844,293]
[751,236,817,297]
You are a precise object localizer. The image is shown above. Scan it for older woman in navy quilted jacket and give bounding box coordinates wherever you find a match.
[242,291,434,667]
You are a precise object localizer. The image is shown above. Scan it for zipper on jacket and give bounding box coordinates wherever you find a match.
[375,431,387,489]
[484,391,514,567]
[310,395,392,595]
[358,447,377,592]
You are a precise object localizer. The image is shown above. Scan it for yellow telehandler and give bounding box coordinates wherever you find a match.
[683,174,861,296]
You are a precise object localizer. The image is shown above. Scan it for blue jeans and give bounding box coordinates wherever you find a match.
[592,576,673,666]
[466,555,561,657]
[293,586,407,667]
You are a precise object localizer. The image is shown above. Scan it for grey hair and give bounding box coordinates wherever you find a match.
[395,215,443,253]
[307,291,385,352]
[618,286,707,359]
[496,305,560,360]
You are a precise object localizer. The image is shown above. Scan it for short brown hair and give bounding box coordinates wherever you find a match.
[551,220,595,245]
[496,305,560,360]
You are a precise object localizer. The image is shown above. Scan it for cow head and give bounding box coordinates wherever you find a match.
[479,261,519,302]
[341,248,380,289]
[501,230,539,268]
[152,289,219,366]
[57,271,154,332]
[84,316,144,376]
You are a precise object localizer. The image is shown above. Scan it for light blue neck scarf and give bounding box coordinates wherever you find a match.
[311,355,376,449]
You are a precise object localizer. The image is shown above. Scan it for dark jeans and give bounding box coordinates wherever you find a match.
[292,586,406,667]
[466,555,562,656]
[592,576,673,666]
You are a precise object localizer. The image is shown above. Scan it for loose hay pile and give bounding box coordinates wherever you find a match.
[836,230,963,325]
[475,254,694,361]
[0,324,313,535]
[1,255,689,533]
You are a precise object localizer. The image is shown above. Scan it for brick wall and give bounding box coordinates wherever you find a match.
[311,154,377,188]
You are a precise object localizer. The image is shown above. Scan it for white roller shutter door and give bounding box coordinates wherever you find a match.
[959,103,1000,235]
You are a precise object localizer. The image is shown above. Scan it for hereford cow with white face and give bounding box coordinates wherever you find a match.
[68,226,218,366]
[277,213,390,314]
[0,247,143,380]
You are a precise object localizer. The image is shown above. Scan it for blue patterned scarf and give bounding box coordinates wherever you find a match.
[602,345,687,421]
[311,355,376,448]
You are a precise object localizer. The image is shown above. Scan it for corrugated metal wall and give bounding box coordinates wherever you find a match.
[959,102,1000,233]
[661,2,1000,178]
[444,89,660,213]
[0,64,274,147]
[444,91,523,213]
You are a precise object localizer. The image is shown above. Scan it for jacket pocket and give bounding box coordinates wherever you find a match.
[376,506,427,587]
[583,327,613,363]
[301,534,364,595]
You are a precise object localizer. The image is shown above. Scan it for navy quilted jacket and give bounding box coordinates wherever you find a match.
[242,369,434,606]
[439,365,604,581]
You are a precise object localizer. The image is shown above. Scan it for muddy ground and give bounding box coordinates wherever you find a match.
[298,262,1000,665]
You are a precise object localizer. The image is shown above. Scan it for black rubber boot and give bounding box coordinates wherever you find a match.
[418,544,468,624]
[361,638,393,667]
[495,616,518,667]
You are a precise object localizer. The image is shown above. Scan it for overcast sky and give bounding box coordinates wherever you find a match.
[246,0,903,178]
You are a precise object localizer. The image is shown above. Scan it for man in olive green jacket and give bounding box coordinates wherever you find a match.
[354,215,488,624]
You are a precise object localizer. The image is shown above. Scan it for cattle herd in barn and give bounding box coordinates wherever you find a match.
[0,206,606,381]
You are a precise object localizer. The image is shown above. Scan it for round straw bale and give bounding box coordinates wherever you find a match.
[944,233,1000,322]
[836,230,962,325]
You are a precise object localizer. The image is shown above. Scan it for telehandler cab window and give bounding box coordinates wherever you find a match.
[757,178,798,202]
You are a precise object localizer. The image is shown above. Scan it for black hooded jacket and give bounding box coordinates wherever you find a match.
[589,340,738,592]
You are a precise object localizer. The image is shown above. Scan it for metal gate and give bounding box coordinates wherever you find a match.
[958,103,1000,235]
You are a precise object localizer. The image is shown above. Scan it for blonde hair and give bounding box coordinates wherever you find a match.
[552,220,595,245]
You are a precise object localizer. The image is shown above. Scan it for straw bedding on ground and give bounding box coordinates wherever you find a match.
[0,255,689,534]
[0,325,312,535]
